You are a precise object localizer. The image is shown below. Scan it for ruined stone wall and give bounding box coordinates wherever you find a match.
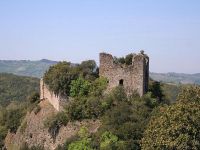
[40,79,66,111]
[99,52,149,96]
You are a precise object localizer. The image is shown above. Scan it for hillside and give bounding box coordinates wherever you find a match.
[0,60,200,85]
[0,73,39,106]
[0,59,57,78]
[150,72,200,85]
[5,99,100,150]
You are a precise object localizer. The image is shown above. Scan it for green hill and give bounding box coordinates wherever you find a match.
[0,73,39,106]
[0,60,200,85]
[150,72,200,85]
[0,59,57,78]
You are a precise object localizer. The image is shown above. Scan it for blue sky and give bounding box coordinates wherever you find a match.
[0,0,200,73]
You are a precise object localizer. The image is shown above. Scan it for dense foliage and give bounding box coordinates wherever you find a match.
[141,86,200,150]
[0,73,39,106]
[1,60,200,150]
[43,60,98,96]
[44,112,68,141]
[0,73,40,148]
[113,53,134,65]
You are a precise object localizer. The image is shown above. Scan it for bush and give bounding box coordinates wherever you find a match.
[33,105,41,115]
[141,102,200,150]
[113,54,134,65]
[177,86,200,104]
[0,126,7,148]
[89,77,108,96]
[44,62,78,96]
[28,92,40,104]
[70,77,91,97]
[20,143,44,150]
[68,127,93,150]
[6,108,25,133]
[44,60,98,96]
[44,112,68,141]
[55,135,79,150]
[19,120,27,133]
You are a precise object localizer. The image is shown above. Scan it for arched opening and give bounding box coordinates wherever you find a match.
[119,79,124,86]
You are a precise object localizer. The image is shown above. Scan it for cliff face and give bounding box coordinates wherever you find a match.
[5,100,100,150]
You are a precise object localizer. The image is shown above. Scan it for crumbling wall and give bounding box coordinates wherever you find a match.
[40,79,65,111]
[99,51,149,96]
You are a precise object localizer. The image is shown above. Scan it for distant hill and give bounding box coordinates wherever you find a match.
[0,59,57,78]
[0,73,39,106]
[0,60,199,84]
[150,72,200,85]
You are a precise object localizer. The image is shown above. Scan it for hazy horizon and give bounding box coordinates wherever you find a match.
[0,0,200,73]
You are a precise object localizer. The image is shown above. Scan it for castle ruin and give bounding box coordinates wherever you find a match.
[40,79,67,111]
[99,51,149,96]
[40,51,149,111]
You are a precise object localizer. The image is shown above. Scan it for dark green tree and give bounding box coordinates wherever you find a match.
[141,102,200,150]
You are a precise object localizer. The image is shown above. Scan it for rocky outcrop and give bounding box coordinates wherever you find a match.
[5,100,100,150]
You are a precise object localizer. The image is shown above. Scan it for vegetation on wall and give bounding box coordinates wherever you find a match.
[113,53,134,65]
[43,60,98,96]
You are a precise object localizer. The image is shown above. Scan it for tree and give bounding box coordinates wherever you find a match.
[68,127,93,150]
[6,107,24,133]
[79,60,98,80]
[177,86,200,104]
[141,102,200,150]
[44,61,78,96]
[70,77,91,97]
[113,54,133,65]
[100,131,124,150]
[149,81,165,103]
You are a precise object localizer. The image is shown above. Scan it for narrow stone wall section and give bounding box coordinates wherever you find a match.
[40,79,61,111]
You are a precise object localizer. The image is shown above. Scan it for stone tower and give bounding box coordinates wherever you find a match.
[99,51,149,96]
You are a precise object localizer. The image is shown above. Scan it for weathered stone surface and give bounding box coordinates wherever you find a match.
[99,51,149,96]
[5,100,100,150]
[40,79,67,111]
[40,51,149,111]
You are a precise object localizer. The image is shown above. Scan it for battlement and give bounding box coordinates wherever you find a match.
[99,51,149,96]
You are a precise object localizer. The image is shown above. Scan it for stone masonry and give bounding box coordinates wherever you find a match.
[99,51,149,96]
[40,51,149,111]
[40,79,67,111]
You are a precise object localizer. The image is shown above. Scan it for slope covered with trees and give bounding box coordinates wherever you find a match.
[1,59,200,150]
[0,59,57,78]
[0,73,39,106]
[0,73,40,148]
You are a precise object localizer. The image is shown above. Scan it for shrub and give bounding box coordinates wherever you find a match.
[0,126,7,148]
[141,102,200,150]
[19,120,27,133]
[20,143,44,150]
[44,62,78,96]
[55,135,79,150]
[6,108,25,133]
[89,77,108,96]
[70,77,91,97]
[177,86,200,104]
[28,92,40,104]
[44,60,98,96]
[44,112,68,141]
[34,105,41,115]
